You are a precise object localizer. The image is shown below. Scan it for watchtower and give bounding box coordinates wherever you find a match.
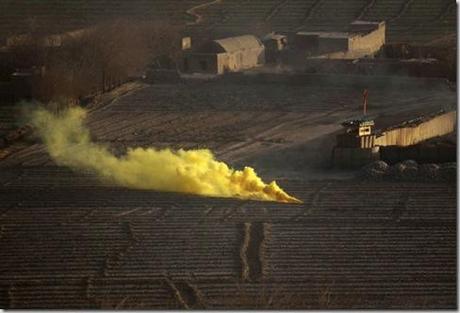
[332,118,380,168]
[336,118,376,148]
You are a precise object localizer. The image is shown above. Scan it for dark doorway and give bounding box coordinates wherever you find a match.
[199,60,207,71]
[183,58,189,71]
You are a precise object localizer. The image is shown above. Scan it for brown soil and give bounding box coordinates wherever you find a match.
[0,74,456,309]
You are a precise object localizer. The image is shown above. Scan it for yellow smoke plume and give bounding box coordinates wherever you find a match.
[30,107,302,204]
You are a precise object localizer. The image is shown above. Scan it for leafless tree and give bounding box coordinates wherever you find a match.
[9,18,184,102]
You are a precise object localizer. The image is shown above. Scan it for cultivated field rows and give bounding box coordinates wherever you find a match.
[187,0,456,43]
[0,0,202,36]
[0,0,457,309]
[0,74,456,308]
[0,76,455,170]
[0,172,456,308]
[0,279,455,309]
[1,0,455,45]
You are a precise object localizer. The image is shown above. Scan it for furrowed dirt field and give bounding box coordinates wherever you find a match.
[1,0,456,44]
[0,74,456,309]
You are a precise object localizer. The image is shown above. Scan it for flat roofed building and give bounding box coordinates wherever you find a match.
[295,21,386,59]
[263,33,288,51]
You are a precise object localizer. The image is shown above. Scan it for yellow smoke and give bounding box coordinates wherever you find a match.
[30,107,302,204]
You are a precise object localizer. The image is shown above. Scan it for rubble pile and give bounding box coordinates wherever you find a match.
[360,160,456,182]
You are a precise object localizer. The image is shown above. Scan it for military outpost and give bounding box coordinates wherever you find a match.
[0,1,457,309]
[333,110,457,168]
[178,19,456,169]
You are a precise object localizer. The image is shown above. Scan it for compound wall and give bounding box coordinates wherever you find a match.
[348,23,386,57]
[375,111,457,147]
[183,47,265,74]
[182,53,219,74]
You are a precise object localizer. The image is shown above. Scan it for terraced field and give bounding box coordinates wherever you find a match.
[0,74,456,309]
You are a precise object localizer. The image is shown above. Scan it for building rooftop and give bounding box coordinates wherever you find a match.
[348,20,385,35]
[341,118,375,129]
[263,33,287,41]
[213,35,263,53]
[195,34,263,54]
[350,20,382,26]
[296,31,355,39]
[297,20,385,39]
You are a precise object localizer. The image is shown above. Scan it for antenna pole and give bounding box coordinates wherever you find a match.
[363,89,368,115]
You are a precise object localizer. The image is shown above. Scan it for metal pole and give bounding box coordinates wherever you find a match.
[363,89,368,115]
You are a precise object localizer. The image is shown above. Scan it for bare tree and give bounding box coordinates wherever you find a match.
[9,18,183,103]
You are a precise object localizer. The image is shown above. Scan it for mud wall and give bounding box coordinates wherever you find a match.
[313,24,385,59]
[182,53,219,74]
[218,47,265,73]
[318,37,349,54]
[375,111,457,147]
[218,72,450,92]
[349,23,385,57]
[303,58,445,78]
[294,34,319,52]
[183,47,264,74]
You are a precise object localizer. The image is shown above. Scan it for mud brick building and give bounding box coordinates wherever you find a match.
[294,20,386,59]
[182,34,265,74]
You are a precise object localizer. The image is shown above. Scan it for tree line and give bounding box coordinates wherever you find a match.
[6,19,183,103]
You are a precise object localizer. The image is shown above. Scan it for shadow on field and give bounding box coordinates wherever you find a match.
[232,130,351,180]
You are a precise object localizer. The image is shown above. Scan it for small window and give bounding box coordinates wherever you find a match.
[359,126,371,136]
